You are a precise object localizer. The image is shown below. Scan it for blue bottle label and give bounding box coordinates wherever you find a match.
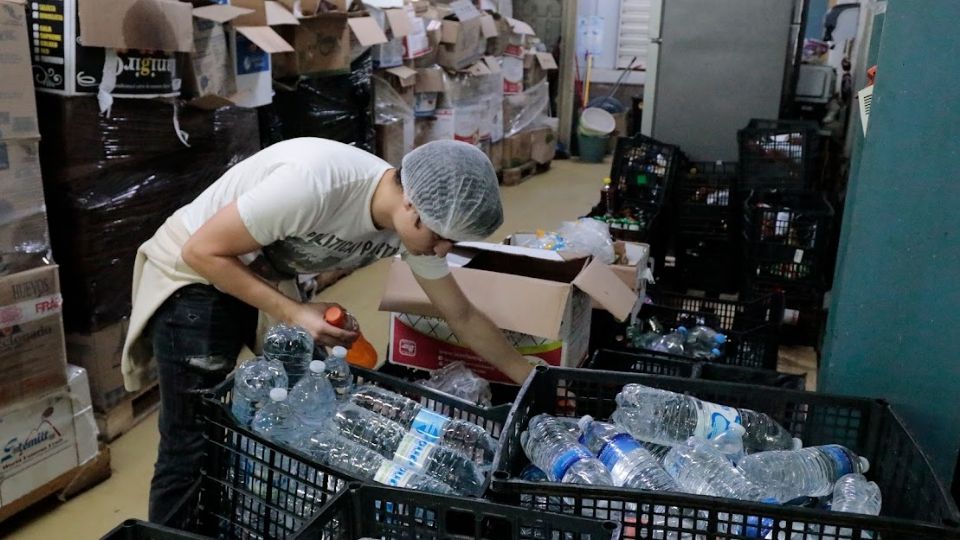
[411,408,449,442]
[821,445,856,476]
[598,433,643,470]
[395,433,436,470]
[550,447,592,481]
[696,402,742,440]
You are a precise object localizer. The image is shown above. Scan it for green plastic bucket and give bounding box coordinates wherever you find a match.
[578,130,609,162]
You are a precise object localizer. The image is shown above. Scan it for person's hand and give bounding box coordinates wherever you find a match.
[289,302,359,348]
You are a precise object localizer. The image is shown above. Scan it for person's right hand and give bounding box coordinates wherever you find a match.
[289,302,359,348]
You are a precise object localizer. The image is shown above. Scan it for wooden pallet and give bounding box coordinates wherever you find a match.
[95,381,160,442]
[499,160,551,186]
[0,445,112,523]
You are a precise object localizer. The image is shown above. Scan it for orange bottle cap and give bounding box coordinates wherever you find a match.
[324,306,346,327]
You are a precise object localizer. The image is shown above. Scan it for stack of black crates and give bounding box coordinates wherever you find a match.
[737,119,834,346]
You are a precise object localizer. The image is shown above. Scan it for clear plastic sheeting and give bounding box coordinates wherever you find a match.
[260,52,375,152]
[438,64,504,145]
[503,78,549,138]
[373,76,415,167]
[37,94,260,332]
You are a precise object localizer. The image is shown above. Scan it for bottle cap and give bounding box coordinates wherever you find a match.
[792,437,803,450]
[676,326,688,335]
[324,306,347,327]
[332,346,348,358]
[858,456,870,473]
[602,177,612,185]
[269,387,288,402]
[710,348,722,357]
[577,415,594,432]
[715,334,728,345]
[309,360,326,373]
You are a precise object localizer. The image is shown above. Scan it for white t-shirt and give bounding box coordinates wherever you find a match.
[175,138,450,280]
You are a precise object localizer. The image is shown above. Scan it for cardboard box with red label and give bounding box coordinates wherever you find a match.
[380,242,638,384]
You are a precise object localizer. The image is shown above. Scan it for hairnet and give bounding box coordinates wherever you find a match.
[400,140,503,241]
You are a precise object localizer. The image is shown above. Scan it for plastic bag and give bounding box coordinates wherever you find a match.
[557,218,615,264]
[373,75,415,166]
[503,78,549,138]
[419,361,493,407]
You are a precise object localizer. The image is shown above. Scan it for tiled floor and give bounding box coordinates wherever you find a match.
[2,157,818,539]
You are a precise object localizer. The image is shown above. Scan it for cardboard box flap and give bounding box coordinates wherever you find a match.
[385,66,417,87]
[536,52,558,70]
[188,95,237,110]
[348,16,388,46]
[78,0,194,53]
[265,1,300,25]
[380,259,572,340]
[193,4,255,24]
[505,16,535,35]
[232,0,268,26]
[572,259,638,321]
[415,67,444,92]
[456,241,565,262]
[479,14,498,38]
[447,0,481,21]
[236,26,294,53]
[461,60,490,76]
[426,18,442,32]
[362,0,404,7]
[483,55,501,73]
[384,7,412,37]
[278,0,321,17]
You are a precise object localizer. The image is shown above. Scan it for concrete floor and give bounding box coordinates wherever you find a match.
[2,158,817,539]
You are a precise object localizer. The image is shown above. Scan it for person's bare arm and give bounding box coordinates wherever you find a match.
[181,202,357,347]
[414,272,533,385]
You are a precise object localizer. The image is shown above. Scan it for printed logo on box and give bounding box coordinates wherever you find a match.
[398,339,417,356]
[1,404,68,470]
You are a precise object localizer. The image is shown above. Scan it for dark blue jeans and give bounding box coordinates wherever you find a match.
[147,284,257,526]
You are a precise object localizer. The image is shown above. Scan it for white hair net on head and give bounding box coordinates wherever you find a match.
[400,140,504,241]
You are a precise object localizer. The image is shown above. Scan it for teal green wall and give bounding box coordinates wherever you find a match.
[820,0,960,481]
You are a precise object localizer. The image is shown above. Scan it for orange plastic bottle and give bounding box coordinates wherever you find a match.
[323,306,378,369]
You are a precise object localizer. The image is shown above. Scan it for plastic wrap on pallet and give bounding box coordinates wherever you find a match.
[503,78,549,138]
[435,66,504,146]
[0,138,51,276]
[259,52,375,152]
[37,94,260,332]
[373,76,415,167]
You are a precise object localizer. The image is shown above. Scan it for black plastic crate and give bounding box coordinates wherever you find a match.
[100,520,210,540]
[738,119,821,191]
[748,280,826,348]
[674,233,741,293]
[192,367,512,539]
[610,133,682,207]
[294,483,617,540]
[743,190,835,287]
[490,366,960,540]
[675,161,739,238]
[585,349,806,390]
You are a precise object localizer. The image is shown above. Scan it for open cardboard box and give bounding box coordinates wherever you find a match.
[273,10,387,76]
[380,242,639,384]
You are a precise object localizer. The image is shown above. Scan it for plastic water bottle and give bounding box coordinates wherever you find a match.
[349,385,497,465]
[663,437,775,502]
[651,328,687,355]
[577,416,678,490]
[232,356,288,427]
[709,424,746,464]
[331,403,486,496]
[263,323,314,387]
[831,473,881,515]
[323,346,353,400]
[251,388,302,446]
[686,325,727,349]
[737,445,870,502]
[520,414,612,485]
[295,430,455,494]
[613,384,801,452]
[287,360,337,430]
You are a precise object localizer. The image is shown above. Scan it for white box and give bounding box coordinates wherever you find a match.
[0,389,79,506]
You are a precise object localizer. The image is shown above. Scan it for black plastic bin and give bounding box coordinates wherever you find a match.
[610,133,683,207]
[585,348,806,390]
[738,119,821,191]
[100,520,210,540]
[748,280,826,347]
[605,290,785,370]
[490,366,960,540]
[293,483,617,540]
[192,367,511,539]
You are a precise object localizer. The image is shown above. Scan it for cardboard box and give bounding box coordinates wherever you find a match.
[368,4,412,68]
[182,4,257,106]
[487,139,503,171]
[273,13,386,77]
[28,0,183,97]
[0,1,39,140]
[66,364,99,465]
[0,265,68,407]
[65,320,130,412]
[435,0,484,70]
[381,242,637,383]
[0,387,79,506]
[523,51,558,89]
[375,118,407,168]
[0,139,50,276]
[414,66,444,117]
[501,130,532,169]
[379,65,417,108]
[528,125,557,165]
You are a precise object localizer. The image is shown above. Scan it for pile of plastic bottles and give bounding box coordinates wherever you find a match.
[626,315,728,360]
[231,324,497,503]
[519,383,882,537]
[417,361,492,407]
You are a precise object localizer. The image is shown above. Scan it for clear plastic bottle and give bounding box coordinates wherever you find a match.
[321,346,353,400]
[349,385,496,465]
[709,424,746,464]
[262,323,314,387]
[295,430,455,494]
[287,360,337,430]
[331,403,486,496]
[232,356,288,427]
[831,473,881,515]
[737,445,870,502]
[577,416,678,490]
[651,328,688,355]
[663,437,775,502]
[613,383,800,452]
[418,361,492,407]
[251,388,302,446]
[686,325,727,349]
[520,414,612,485]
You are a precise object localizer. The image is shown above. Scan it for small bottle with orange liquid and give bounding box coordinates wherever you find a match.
[323,305,378,369]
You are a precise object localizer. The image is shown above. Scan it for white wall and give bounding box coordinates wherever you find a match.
[575,0,646,85]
